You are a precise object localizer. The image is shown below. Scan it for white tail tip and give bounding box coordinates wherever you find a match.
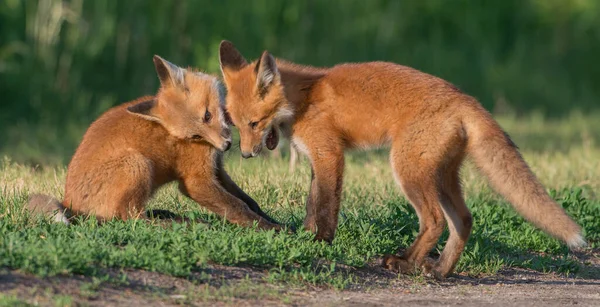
[53,212,70,225]
[567,234,587,250]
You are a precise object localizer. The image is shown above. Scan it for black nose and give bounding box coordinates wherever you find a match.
[223,141,231,152]
[241,152,252,159]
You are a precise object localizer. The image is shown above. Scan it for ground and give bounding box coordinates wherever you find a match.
[1,115,599,306]
[2,259,600,306]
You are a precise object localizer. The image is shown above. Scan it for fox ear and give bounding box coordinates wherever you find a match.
[153,55,185,89]
[255,51,279,95]
[219,40,248,73]
[127,99,162,123]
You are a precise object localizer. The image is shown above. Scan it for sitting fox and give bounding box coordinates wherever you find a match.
[27,55,280,231]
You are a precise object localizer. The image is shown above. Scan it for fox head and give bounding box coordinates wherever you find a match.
[218,41,292,158]
[127,55,232,151]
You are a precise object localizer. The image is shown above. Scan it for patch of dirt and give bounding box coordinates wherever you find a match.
[1,254,599,306]
[0,266,290,307]
[299,267,600,307]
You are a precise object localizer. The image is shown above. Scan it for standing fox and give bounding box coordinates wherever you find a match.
[218,41,585,278]
[27,55,280,230]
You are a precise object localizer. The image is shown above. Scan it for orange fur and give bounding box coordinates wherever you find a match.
[27,55,280,230]
[218,41,585,278]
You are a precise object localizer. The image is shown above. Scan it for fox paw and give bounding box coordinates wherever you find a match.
[285,224,297,234]
[265,223,297,235]
[279,224,297,235]
[420,257,445,280]
[382,254,418,274]
[268,223,284,232]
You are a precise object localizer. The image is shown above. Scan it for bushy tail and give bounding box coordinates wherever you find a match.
[26,193,70,225]
[462,104,585,249]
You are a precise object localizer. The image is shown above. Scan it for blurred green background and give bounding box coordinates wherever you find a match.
[1,0,599,164]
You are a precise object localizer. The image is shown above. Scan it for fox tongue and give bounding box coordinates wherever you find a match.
[266,127,279,150]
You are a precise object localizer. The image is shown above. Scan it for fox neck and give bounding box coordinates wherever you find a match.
[276,59,326,115]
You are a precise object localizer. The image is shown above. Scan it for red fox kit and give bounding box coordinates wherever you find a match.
[218,41,585,278]
[27,55,280,231]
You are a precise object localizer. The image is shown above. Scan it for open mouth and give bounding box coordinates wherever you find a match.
[265,126,279,150]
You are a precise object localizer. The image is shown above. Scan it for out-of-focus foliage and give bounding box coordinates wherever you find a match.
[1,0,599,164]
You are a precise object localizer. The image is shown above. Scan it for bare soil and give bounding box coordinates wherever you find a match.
[1,255,599,306]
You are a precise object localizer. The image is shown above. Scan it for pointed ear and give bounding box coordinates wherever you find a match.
[219,40,248,73]
[127,99,162,123]
[153,55,185,89]
[255,51,279,95]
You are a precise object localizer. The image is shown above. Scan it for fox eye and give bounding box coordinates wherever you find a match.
[249,121,259,129]
[204,110,212,122]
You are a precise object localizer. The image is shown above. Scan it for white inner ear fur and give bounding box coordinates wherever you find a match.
[126,100,162,124]
[257,64,279,89]
[172,67,185,88]
[131,112,162,124]
[213,79,229,129]
[160,58,186,88]
[258,69,274,87]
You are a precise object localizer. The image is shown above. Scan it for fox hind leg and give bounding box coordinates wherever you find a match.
[109,155,153,220]
[383,123,468,277]
[383,162,447,275]
[423,155,473,278]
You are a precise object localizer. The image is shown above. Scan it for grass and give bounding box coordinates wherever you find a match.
[0,115,599,294]
[0,292,73,307]
[0,294,30,307]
